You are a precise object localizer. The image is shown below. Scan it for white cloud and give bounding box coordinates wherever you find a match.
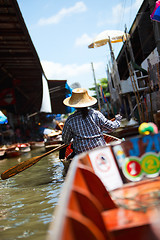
[42,61,89,79]
[97,0,143,26]
[38,1,87,26]
[112,0,143,17]
[41,60,106,91]
[134,0,144,9]
[42,60,104,79]
[75,33,93,47]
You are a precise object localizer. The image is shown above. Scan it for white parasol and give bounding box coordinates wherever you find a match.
[88,30,129,107]
[88,30,129,48]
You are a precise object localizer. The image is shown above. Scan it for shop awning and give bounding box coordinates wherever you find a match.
[0,0,44,114]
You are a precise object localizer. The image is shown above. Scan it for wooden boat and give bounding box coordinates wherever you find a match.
[47,131,160,240]
[29,141,45,149]
[45,134,63,152]
[5,143,31,158]
[45,140,62,151]
[0,146,7,159]
[60,134,121,176]
[0,149,5,159]
[5,144,21,158]
[17,143,31,153]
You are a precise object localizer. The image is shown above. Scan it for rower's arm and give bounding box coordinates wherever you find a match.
[97,112,122,131]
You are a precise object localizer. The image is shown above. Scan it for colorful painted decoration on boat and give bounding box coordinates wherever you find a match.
[141,153,160,175]
[88,146,123,191]
[123,157,142,181]
[113,133,160,159]
[113,132,160,182]
[112,144,126,168]
[151,0,160,22]
[138,122,158,135]
[122,153,160,181]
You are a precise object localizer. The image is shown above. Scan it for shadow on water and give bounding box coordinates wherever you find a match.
[0,147,65,240]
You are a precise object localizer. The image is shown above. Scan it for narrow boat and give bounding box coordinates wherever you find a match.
[45,140,62,151]
[5,143,31,158]
[29,141,45,149]
[5,145,21,158]
[60,133,121,176]
[47,130,160,240]
[0,146,7,159]
[17,143,31,153]
[0,149,5,159]
[45,134,63,151]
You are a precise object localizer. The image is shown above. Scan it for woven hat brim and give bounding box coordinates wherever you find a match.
[63,96,97,108]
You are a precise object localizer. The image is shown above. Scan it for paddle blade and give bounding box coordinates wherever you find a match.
[1,156,40,180]
[1,143,68,180]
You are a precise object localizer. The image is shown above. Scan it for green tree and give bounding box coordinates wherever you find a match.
[89,78,110,99]
[89,78,113,117]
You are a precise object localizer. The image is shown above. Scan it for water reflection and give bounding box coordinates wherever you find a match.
[0,148,64,240]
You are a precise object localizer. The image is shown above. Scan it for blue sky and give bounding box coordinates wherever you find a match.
[17,0,143,93]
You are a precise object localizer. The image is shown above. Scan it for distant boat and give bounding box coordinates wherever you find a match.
[0,146,7,159]
[5,145,21,158]
[5,143,31,158]
[44,130,62,151]
[45,139,62,151]
[29,141,45,149]
[17,143,31,153]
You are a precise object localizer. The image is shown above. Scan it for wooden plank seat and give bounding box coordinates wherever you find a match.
[47,158,115,240]
[71,162,159,240]
[68,187,112,239]
[73,162,117,210]
[102,208,157,240]
[62,209,109,240]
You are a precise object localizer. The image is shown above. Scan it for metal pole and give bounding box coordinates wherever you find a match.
[147,58,154,122]
[108,38,122,106]
[91,62,101,111]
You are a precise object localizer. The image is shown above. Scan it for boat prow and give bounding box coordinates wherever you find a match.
[47,132,160,240]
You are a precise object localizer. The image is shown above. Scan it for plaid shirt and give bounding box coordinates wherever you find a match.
[62,108,121,154]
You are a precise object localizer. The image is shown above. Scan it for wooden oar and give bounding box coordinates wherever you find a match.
[56,120,64,131]
[1,143,68,180]
[103,133,121,142]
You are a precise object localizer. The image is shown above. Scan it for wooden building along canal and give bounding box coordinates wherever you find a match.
[0,0,71,133]
[107,0,160,129]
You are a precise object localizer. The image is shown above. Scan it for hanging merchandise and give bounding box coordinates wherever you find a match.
[151,0,160,22]
[65,83,75,114]
[0,111,8,124]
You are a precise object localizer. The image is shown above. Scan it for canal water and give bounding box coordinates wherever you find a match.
[0,147,64,240]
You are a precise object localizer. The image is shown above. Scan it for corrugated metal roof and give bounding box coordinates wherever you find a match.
[0,0,44,114]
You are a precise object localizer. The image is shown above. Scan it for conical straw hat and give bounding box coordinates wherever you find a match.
[63,88,97,108]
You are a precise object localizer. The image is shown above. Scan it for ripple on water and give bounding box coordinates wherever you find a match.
[0,150,64,240]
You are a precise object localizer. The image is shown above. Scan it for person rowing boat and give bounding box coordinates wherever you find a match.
[1,89,122,180]
[62,88,122,159]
